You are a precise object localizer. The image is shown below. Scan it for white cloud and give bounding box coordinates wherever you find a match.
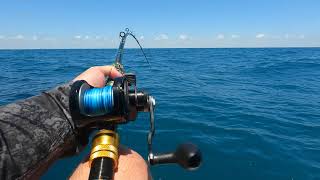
[32,35,38,41]
[216,34,224,39]
[179,34,189,40]
[0,35,5,39]
[284,34,305,39]
[74,35,82,39]
[256,33,265,38]
[155,34,169,40]
[95,36,101,40]
[231,34,240,39]
[14,34,24,39]
[140,35,144,40]
[73,35,90,40]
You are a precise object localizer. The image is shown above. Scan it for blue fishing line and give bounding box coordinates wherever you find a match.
[83,86,114,116]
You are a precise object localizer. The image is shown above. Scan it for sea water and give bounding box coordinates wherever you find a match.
[0,48,319,179]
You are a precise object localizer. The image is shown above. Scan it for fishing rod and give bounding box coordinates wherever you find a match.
[69,28,202,180]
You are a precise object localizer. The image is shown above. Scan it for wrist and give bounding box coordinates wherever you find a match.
[45,82,88,155]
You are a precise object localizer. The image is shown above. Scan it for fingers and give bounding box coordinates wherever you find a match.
[72,65,123,88]
[72,67,106,87]
[98,65,123,79]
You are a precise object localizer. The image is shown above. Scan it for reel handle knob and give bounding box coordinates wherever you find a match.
[149,143,202,170]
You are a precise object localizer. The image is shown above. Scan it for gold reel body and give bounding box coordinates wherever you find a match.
[89,129,119,169]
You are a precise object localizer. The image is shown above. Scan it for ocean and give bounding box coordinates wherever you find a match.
[0,48,319,179]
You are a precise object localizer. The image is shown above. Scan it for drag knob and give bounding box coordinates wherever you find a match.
[149,143,202,170]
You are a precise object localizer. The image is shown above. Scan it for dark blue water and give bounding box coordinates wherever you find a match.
[1,48,320,180]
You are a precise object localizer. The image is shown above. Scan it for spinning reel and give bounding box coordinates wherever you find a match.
[69,29,202,180]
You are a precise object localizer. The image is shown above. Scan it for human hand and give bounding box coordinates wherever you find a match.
[73,65,123,87]
[71,67,150,179]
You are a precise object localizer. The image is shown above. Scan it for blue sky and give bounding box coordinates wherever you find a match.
[0,0,319,48]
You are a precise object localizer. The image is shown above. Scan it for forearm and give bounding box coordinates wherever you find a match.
[0,83,77,179]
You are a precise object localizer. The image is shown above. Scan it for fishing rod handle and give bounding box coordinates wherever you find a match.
[89,157,114,180]
[88,129,119,180]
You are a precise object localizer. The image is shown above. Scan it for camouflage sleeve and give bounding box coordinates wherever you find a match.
[0,83,78,180]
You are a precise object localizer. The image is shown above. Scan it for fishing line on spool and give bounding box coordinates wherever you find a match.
[82,86,114,116]
[81,28,151,117]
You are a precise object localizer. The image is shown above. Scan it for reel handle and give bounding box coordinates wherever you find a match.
[149,143,202,170]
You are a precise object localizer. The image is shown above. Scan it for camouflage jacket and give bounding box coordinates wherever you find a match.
[0,83,77,179]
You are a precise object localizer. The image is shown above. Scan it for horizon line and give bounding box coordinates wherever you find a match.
[0,46,320,50]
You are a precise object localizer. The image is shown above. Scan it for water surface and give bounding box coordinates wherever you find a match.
[1,48,319,179]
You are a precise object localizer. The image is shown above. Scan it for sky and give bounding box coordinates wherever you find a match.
[0,0,319,49]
